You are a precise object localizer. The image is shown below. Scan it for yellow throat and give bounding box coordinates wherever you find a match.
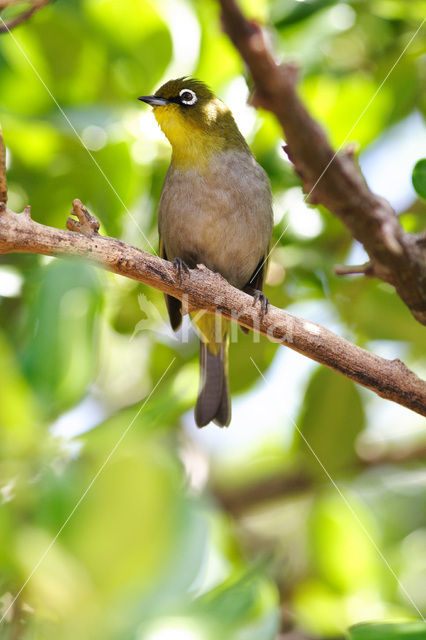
[153,97,248,172]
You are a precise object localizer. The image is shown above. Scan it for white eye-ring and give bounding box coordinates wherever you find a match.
[179,88,197,105]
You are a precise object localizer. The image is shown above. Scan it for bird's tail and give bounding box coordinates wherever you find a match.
[192,314,231,428]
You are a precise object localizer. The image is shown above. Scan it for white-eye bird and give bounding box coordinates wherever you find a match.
[139,78,273,427]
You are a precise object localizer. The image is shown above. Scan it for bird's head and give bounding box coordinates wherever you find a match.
[138,77,249,169]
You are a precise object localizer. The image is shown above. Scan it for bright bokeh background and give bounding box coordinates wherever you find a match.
[0,1,425,639]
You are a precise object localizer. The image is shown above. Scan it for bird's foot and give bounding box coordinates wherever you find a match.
[172,257,190,283]
[245,286,270,319]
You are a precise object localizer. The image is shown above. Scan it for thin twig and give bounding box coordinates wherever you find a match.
[0,126,7,203]
[334,262,373,276]
[0,0,52,34]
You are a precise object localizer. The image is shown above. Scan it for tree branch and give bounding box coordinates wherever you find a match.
[0,124,7,204]
[333,262,374,277]
[215,472,313,515]
[217,0,426,326]
[0,0,53,34]
[214,441,426,515]
[277,633,345,640]
[1,201,425,417]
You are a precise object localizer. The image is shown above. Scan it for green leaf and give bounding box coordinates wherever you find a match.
[85,0,172,93]
[0,331,40,455]
[412,158,426,199]
[293,579,347,636]
[334,279,426,355]
[309,492,381,593]
[349,621,426,640]
[191,569,279,637]
[295,367,365,475]
[301,74,392,150]
[273,0,336,29]
[22,258,103,414]
[229,331,279,395]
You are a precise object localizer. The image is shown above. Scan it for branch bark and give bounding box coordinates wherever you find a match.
[1,200,425,417]
[215,441,426,515]
[0,0,52,34]
[0,125,7,204]
[217,0,426,326]
[277,633,344,640]
[215,472,313,515]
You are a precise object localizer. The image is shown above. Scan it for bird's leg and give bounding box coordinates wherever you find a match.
[172,257,190,283]
[244,286,270,319]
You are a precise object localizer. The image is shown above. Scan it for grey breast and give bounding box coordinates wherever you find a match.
[158,149,273,289]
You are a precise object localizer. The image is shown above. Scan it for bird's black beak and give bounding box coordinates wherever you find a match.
[138,95,170,106]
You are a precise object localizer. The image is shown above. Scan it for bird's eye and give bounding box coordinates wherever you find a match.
[179,89,197,105]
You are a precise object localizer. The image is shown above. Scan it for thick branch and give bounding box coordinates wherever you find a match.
[218,0,426,325]
[1,202,425,417]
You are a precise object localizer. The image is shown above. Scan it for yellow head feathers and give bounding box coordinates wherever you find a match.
[138,77,250,170]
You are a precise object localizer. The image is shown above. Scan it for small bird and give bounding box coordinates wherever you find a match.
[139,78,273,427]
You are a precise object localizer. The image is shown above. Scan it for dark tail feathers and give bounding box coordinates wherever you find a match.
[195,340,231,428]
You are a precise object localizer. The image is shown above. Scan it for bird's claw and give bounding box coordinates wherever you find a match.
[172,257,190,283]
[252,289,269,319]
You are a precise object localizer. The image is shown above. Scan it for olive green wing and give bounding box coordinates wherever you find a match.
[159,235,182,331]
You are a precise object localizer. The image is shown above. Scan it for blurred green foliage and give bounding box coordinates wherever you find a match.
[412,159,426,199]
[0,1,425,639]
[349,621,426,640]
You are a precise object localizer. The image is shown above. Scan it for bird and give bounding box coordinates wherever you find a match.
[138,77,273,428]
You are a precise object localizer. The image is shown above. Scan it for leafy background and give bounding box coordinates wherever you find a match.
[0,0,425,638]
